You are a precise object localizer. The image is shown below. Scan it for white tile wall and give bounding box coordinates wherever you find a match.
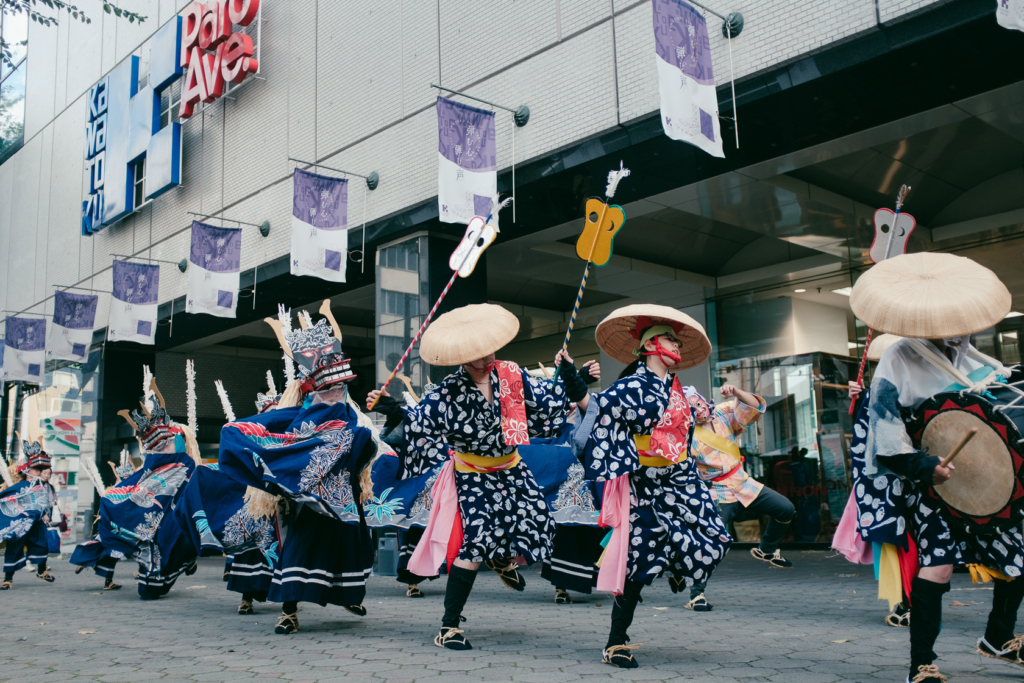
[2,0,948,323]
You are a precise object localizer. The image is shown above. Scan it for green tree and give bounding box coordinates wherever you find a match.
[1,1,146,71]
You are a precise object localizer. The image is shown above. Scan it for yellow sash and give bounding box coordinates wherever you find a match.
[632,435,675,467]
[453,450,521,473]
[693,425,742,460]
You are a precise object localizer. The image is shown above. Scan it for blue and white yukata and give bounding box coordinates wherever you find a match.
[84,450,196,599]
[581,364,731,587]
[1,477,53,574]
[396,364,571,565]
[863,338,1024,575]
[219,400,377,607]
[172,464,280,602]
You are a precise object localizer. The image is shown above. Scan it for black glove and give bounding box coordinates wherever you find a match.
[877,453,940,485]
[579,363,598,386]
[370,394,404,429]
[558,361,589,403]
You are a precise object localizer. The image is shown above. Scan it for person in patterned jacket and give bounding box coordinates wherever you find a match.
[1,441,57,589]
[684,383,795,611]
[579,304,731,669]
[366,303,588,652]
[849,253,1024,683]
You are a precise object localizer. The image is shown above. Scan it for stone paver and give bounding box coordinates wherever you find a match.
[0,551,1008,682]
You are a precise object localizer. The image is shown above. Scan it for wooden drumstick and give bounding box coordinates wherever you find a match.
[940,429,978,468]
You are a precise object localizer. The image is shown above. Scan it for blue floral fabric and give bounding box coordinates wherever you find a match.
[95,451,196,573]
[1,479,51,572]
[218,401,377,522]
[171,465,279,596]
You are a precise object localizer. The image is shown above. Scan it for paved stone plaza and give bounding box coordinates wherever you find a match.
[0,550,1013,682]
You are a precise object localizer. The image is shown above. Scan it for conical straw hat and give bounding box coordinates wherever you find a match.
[865,333,900,361]
[850,253,1010,338]
[595,304,711,372]
[419,303,520,366]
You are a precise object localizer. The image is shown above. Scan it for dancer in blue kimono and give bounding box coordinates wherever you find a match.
[580,305,731,669]
[70,448,135,590]
[173,464,280,614]
[69,373,201,599]
[1,441,57,589]
[119,379,201,600]
[366,303,590,651]
[220,301,385,635]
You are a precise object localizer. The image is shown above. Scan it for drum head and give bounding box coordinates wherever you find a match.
[921,410,1013,516]
[910,391,1024,535]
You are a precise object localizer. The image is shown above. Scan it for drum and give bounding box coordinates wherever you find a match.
[908,389,1024,535]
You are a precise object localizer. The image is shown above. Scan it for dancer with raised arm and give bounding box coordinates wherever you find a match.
[366,303,588,651]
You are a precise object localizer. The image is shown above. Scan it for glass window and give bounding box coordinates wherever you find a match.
[133,158,146,207]
[0,60,26,164]
[159,79,182,128]
[1,11,29,80]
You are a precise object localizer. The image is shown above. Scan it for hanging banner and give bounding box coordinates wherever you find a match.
[997,0,1024,31]
[653,0,724,158]
[291,168,349,283]
[4,317,46,382]
[109,260,160,345]
[46,291,98,362]
[437,97,497,225]
[186,221,242,318]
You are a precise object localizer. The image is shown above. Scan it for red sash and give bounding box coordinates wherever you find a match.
[649,375,695,463]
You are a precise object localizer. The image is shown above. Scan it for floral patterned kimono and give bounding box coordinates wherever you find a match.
[219,400,377,607]
[398,363,571,566]
[172,464,280,602]
[86,450,196,597]
[581,363,731,588]
[1,477,52,574]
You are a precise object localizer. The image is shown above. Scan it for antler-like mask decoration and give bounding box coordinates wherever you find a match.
[120,378,181,451]
[255,392,279,414]
[264,300,355,394]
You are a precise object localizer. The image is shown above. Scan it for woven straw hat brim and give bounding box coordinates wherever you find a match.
[595,304,711,371]
[865,334,900,361]
[850,253,1011,338]
[419,303,520,366]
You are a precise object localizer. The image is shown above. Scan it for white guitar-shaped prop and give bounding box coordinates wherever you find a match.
[449,216,497,278]
[850,184,912,414]
[868,185,915,264]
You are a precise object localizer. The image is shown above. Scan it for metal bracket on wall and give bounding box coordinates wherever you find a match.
[186,212,271,238]
[110,253,189,273]
[430,83,530,127]
[681,2,743,148]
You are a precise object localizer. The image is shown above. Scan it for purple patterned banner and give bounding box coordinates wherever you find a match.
[6,317,46,351]
[437,97,497,172]
[293,168,348,231]
[653,0,715,86]
[112,260,160,305]
[189,222,242,273]
[52,291,98,330]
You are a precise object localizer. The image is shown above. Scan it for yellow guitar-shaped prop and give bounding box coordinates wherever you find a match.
[551,162,630,384]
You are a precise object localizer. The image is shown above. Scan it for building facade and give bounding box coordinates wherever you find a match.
[1,0,1023,547]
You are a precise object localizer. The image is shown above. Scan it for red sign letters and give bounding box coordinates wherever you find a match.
[179,0,260,118]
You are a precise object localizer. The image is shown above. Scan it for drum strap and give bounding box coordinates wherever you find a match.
[906,339,1000,394]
